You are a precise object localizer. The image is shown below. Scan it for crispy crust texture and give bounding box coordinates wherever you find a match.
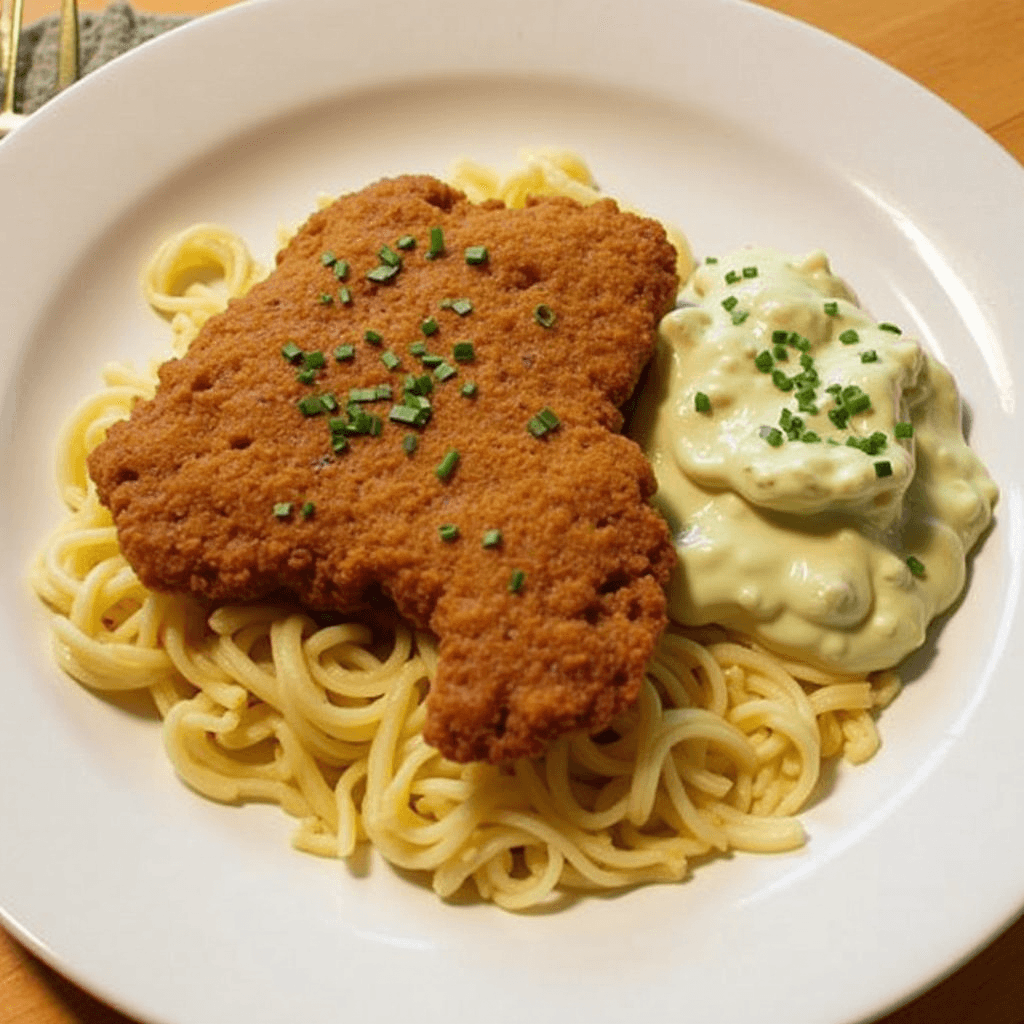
[89,175,678,762]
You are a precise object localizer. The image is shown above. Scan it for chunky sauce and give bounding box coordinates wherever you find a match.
[630,247,998,673]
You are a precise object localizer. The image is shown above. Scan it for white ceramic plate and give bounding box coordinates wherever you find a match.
[1,1,1022,1021]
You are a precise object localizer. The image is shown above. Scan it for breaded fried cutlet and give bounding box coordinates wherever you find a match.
[88,175,678,763]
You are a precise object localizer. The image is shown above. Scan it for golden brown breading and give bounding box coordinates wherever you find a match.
[89,175,678,762]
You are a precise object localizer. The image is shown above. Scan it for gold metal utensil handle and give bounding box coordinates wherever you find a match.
[1,0,25,116]
[57,0,78,90]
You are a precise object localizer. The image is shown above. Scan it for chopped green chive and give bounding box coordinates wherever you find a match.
[464,245,489,265]
[533,304,557,328]
[334,344,355,362]
[527,407,562,438]
[303,351,326,370]
[424,226,445,260]
[404,373,433,396]
[878,322,902,334]
[402,434,418,456]
[860,349,879,363]
[539,407,561,429]
[874,460,893,478]
[331,434,348,454]
[839,329,860,345]
[507,569,526,594]
[847,432,887,456]
[705,256,719,264]
[396,235,416,251]
[795,390,818,415]
[273,502,292,518]
[399,395,432,426]
[438,523,460,542]
[297,396,324,416]
[435,449,460,481]
[742,266,759,279]
[800,431,821,443]
[389,404,424,425]
[754,351,774,373]
[694,391,711,413]
[343,409,376,435]
[772,369,794,392]
[281,341,303,363]
[721,296,739,312]
[300,501,315,519]
[824,301,840,316]
[421,353,444,368]
[366,264,400,284]
[349,387,381,403]
[451,298,473,316]
[434,361,458,382]
[536,405,561,430]
[724,270,740,285]
[779,410,812,441]
[338,286,352,305]
[894,421,914,439]
[343,415,368,437]
[828,407,850,430]
[321,252,336,267]
[421,317,439,337]
[296,368,317,385]
[906,555,925,578]
[381,351,401,371]
[843,386,872,415]
[482,529,502,548]
[759,426,784,447]
[318,293,334,305]
[772,329,789,346]
[333,260,350,280]
[773,344,789,361]
[378,245,402,268]
[452,341,475,363]
[409,341,428,357]
[732,310,750,325]
[402,390,429,410]
[461,381,478,398]
[364,330,383,346]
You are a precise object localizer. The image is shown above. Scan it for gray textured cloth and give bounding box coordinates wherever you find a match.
[13,2,190,114]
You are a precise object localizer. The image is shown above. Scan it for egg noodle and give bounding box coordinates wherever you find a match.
[28,152,899,910]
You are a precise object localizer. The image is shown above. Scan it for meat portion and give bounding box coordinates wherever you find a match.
[89,175,678,762]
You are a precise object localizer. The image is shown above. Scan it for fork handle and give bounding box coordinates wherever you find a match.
[2,0,25,115]
[57,0,78,90]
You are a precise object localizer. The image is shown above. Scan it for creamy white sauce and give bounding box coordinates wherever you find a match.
[630,247,998,673]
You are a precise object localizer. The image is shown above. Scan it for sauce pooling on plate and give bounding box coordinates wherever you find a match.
[631,247,998,673]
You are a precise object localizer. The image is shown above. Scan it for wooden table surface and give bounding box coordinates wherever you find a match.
[4,1,1024,1022]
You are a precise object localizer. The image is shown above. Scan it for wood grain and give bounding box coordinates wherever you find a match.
[3,1,1023,1022]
